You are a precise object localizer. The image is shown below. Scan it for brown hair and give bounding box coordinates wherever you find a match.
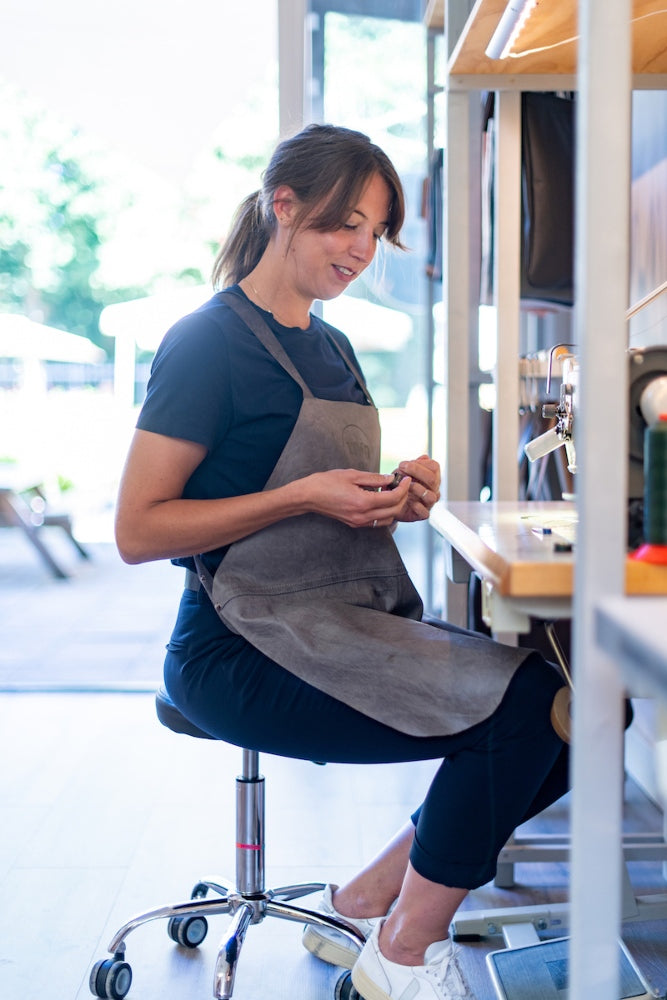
[212,123,406,289]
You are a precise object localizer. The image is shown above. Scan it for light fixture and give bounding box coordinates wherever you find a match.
[485,0,539,60]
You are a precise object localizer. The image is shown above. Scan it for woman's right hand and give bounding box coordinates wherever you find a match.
[296,468,412,529]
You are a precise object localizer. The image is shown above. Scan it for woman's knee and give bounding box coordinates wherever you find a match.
[485,653,566,747]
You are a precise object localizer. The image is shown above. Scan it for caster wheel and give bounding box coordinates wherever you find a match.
[167,914,208,948]
[334,970,363,1000]
[89,958,132,999]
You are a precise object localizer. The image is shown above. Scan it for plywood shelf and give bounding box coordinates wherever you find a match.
[423,0,444,31]
[448,0,667,78]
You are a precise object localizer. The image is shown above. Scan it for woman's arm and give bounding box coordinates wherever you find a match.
[115,428,414,564]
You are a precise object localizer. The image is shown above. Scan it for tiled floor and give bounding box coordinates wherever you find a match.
[0,532,182,689]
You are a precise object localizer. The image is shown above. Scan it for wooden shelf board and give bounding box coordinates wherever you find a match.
[431,500,667,599]
[448,0,667,77]
[424,0,444,31]
[626,557,667,595]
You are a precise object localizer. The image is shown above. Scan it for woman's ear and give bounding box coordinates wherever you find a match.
[273,185,297,225]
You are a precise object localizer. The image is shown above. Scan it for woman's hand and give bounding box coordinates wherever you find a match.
[115,431,415,563]
[115,430,438,565]
[297,468,413,529]
[392,455,441,523]
[299,456,441,530]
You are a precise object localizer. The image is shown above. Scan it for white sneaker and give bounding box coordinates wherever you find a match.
[351,920,473,1000]
[302,884,380,969]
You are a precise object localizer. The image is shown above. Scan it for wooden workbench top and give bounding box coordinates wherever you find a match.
[430,500,667,597]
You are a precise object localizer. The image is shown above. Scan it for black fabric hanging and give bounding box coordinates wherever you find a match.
[521,92,576,306]
[480,92,576,308]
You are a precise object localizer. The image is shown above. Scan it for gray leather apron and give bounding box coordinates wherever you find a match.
[196,294,528,737]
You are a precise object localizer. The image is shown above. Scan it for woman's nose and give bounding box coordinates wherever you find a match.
[351,228,376,263]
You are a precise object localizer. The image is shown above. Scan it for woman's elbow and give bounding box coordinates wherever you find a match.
[114,516,154,565]
[115,536,148,565]
[116,544,146,565]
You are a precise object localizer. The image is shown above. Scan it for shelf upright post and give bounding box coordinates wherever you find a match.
[492,90,522,503]
[278,0,308,136]
[569,0,632,997]
[442,1,476,625]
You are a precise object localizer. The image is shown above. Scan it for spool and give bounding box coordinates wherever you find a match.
[550,687,572,743]
[632,413,667,565]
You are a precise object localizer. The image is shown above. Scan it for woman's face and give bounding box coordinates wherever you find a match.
[283,172,392,304]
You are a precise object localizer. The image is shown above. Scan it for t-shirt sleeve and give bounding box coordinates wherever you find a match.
[136,312,232,452]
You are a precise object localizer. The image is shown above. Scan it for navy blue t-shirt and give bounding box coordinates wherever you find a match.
[136,285,371,570]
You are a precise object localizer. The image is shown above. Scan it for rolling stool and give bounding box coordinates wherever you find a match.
[89,686,366,1000]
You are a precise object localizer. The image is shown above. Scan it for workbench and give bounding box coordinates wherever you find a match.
[431,499,667,634]
[429,499,667,943]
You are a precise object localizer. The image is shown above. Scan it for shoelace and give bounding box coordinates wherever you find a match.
[426,948,470,999]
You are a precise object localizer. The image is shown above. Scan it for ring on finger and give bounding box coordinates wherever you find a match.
[372,519,378,528]
[421,488,428,500]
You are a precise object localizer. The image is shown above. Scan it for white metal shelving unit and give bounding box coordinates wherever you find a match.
[424,1,667,997]
[597,596,667,703]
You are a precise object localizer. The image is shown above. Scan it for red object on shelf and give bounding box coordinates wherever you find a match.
[631,543,667,565]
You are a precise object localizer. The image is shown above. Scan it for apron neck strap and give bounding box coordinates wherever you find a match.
[222,290,314,397]
[324,328,374,406]
[221,289,375,406]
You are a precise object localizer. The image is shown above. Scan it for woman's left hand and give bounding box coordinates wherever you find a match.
[392,455,441,523]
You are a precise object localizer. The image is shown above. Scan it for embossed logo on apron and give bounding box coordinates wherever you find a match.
[342,423,372,469]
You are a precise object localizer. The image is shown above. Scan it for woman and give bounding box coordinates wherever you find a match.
[116,123,569,1000]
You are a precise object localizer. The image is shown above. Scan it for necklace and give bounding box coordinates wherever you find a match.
[245,280,275,316]
[243,279,309,329]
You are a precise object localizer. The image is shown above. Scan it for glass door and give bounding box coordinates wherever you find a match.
[308,2,442,608]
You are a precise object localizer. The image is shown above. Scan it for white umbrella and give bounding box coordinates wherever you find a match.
[99,285,211,351]
[0,313,106,364]
[100,286,413,407]
[101,287,412,355]
[99,285,211,407]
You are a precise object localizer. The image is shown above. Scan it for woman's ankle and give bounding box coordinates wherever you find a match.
[332,885,389,920]
[377,918,431,967]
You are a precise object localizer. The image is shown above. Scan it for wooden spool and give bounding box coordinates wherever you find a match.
[550,686,573,743]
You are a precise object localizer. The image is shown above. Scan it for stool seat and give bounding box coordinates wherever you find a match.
[155,686,216,740]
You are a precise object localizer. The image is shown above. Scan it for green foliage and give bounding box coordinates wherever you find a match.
[56,473,74,493]
[0,75,278,355]
[0,238,30,306]
[0,85,138,351]
[38,153,105,342]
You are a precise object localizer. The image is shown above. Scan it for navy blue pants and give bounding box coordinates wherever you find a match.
[165,588,569,890]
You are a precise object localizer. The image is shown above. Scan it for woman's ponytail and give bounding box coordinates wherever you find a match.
[211,191,271,289]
